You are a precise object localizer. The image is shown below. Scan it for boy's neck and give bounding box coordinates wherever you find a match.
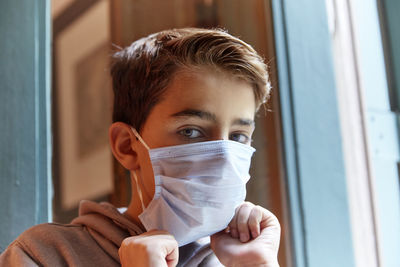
[124,195,146,231]
[122,170,149,231]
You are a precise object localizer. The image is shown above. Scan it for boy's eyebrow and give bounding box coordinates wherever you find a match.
[171,109,217,122]
[171,109,254,126]
[232,118,255,127]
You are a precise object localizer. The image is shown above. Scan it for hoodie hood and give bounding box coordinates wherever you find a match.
[71,200,143,262]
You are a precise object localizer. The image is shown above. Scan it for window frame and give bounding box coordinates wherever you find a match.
[271,0,355,266]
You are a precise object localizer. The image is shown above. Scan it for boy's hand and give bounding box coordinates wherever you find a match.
[119,230,179,267]
[211,202,281,267]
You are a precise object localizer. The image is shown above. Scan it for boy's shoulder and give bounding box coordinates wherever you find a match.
[15,222,86,248]
[1,222,118,266]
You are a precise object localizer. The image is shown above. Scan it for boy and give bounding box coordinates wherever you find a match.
[0,28,280,266]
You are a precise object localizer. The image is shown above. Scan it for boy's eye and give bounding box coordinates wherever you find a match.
[178,128,203,139]
[229,133,249,144]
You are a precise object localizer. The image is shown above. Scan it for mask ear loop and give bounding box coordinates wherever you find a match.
[130,127,150,213]
[131,127,150,150]
[132,170,146,212]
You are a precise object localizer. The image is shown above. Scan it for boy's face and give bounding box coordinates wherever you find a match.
[133,67,256,204]
[140,68,256,148]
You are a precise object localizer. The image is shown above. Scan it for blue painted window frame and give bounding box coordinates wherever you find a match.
[0,0,52,251]
[271,1,355,266]
[370,0,400,265]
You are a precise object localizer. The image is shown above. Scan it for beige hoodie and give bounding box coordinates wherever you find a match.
[0,200,221,266]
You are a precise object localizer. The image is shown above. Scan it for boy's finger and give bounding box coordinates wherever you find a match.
[228,206,240,238]
[248,205,263,239]
[164,239,179,267]
[236,202,253,242]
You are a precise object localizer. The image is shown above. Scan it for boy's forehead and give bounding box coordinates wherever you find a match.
[151,68,256,120]
[165,67,253,99]
[171,67,242,84]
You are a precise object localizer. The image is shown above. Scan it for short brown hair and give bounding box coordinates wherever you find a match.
[110,28,270,131]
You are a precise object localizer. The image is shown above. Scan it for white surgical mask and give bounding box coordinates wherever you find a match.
[131,128,255,246]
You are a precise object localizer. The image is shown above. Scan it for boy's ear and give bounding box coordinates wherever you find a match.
[109,122,140,171]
